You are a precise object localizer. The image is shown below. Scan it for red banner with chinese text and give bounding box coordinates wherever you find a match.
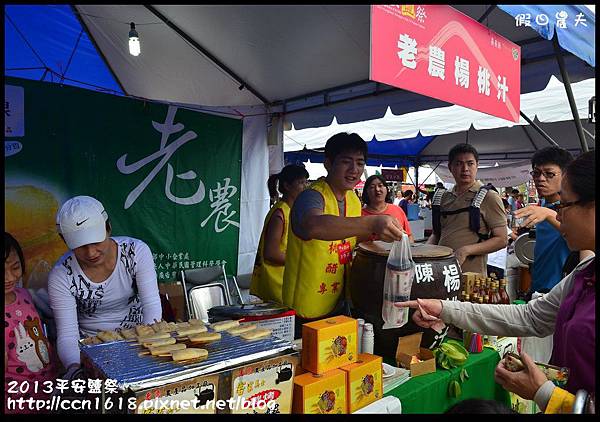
[370,5,521,122]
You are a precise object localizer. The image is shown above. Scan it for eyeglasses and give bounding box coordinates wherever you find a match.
[530,170,559,179]
[554,200,583,212]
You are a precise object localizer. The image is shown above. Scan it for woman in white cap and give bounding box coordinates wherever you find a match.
[48,195,162,379]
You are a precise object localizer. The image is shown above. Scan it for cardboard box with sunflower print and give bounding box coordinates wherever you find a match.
[301,315,358,374]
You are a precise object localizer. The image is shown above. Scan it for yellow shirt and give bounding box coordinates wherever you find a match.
[250,201,290,303]
[544,387,575,414]
[282,179,361,318]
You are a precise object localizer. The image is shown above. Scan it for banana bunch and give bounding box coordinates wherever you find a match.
[432,339,469,369]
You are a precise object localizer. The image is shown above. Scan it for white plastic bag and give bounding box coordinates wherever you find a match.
[519,292,554,364]
[382,233,415,329]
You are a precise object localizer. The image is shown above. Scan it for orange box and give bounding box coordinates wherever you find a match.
[293,369,347,414]
[302,315,358,374]
[339,353,383,413]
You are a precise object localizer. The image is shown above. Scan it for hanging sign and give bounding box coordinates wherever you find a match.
[435,160,532,188]
[381,168,406,182]
[370,5,521,122]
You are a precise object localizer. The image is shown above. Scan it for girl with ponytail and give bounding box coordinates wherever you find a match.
[250,164,309,303]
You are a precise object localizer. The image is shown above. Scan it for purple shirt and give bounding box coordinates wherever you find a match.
[550,258,595,395]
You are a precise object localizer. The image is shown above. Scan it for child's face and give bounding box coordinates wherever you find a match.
[5,249,22,295]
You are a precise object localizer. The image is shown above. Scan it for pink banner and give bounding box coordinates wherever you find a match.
[370,5,521,122]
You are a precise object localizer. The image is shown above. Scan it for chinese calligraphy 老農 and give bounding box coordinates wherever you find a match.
[200,178,240,233]
[116,105,204,209]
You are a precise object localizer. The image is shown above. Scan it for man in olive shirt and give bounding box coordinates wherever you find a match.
[427,144,507,275]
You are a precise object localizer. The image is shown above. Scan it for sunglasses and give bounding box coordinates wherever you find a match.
[554,200,583,212]
[530,170,559,179]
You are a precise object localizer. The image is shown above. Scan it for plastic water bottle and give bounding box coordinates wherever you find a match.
[382,233,415,329]
[362,323,374,354]
[356,318,365,354]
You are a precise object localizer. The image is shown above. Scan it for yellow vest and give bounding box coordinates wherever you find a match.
[282,179,362,318]
[545,387,575,414]
[250,201,290,303]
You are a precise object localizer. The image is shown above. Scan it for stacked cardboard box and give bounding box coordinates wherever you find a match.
[292,316,383,414]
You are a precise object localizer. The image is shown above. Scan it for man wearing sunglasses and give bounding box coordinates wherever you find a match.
[514,147,584,298]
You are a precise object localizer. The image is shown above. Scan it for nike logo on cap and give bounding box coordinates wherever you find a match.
[75,218,89,226]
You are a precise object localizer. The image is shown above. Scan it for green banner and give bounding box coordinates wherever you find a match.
[5,77,242,284]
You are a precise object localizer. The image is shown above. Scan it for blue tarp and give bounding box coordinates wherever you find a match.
[498,5,595,67]
[5,4,123,94]
[285,134,437,167]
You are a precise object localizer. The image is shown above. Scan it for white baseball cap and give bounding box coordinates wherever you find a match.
[56,196,109,250]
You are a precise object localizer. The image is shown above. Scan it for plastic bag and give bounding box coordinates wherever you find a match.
[382,233,415,329]
[519,292,554,364]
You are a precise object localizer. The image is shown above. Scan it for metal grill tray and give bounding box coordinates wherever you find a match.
[81,331,296,392]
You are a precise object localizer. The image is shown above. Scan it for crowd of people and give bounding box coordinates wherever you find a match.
[251,133,595,414]
[5,129,595,415]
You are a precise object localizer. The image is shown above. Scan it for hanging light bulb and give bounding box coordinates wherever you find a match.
[128,22,140,56]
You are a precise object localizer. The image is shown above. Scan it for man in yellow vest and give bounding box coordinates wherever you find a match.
[282,133,404,331]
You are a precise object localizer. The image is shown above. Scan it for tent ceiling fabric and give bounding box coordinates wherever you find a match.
[73,5,595,129]
[75,4,374,106]
[76,5,260,105]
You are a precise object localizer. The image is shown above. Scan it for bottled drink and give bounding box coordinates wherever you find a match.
[477,296,484,305]
[486,280,494,303]
[382,233,415,329]
[473,280,481,298]
[491,282,502,304]
[499,279,510,304]
[464,294,470,303]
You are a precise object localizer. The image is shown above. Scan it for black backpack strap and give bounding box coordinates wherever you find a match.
[433,185,493,242]
[469,185,492,242]
[431,188,446,238]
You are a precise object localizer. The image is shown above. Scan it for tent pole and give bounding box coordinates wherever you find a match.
[477,5,496,22]
[414,160,419,193]
[418,161,441,185]
[552,35,589,152]
[519,111,560,147]
[520,125,539,151]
